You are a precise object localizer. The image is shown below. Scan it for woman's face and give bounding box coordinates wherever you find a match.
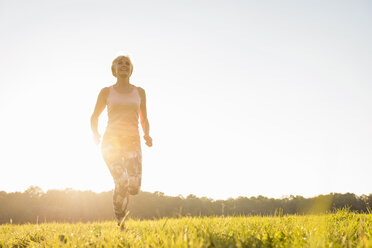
[115,57,132,78]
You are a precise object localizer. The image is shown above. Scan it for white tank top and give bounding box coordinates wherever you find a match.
[105,85,141,137]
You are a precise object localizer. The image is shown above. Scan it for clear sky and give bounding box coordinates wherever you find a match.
[0,0,371,200]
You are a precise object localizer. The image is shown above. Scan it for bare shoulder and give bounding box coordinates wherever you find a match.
[95,87,110,105]
[98,86,110,98]
[100,86,110,95]
[136,86,146,95]
[136,86,146,100]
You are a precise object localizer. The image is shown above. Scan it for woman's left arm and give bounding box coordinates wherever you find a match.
[138,87,152,147]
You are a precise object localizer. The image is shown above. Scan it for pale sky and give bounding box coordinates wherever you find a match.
[0,0,371,200]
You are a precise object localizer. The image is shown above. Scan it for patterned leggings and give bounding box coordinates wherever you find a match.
[101,133,142,222]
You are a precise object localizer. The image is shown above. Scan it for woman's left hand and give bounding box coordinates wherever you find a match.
[144,135,152,147]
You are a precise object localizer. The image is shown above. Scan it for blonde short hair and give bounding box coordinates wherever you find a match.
[111,55,133,77]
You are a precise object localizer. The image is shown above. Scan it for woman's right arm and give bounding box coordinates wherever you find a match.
[90,87,109,144]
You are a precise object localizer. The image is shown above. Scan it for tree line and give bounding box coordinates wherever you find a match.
[0,186,371,224]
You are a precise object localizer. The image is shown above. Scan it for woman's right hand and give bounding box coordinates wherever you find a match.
[93,133,101,145]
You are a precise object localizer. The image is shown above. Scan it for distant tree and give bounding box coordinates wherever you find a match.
[0,189,370,224]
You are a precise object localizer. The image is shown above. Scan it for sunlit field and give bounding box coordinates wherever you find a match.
[1,210,371,247]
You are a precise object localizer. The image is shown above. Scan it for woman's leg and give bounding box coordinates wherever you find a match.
[125,150,142,195]
[101,135,129,223]
[111,162,130,222]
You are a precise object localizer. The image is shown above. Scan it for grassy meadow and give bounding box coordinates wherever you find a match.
[1,210,371,247]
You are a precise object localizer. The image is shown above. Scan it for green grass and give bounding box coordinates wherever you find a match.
[1,210,371,247]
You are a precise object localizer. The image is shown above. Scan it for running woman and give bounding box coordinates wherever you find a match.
[90,55,152,228]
